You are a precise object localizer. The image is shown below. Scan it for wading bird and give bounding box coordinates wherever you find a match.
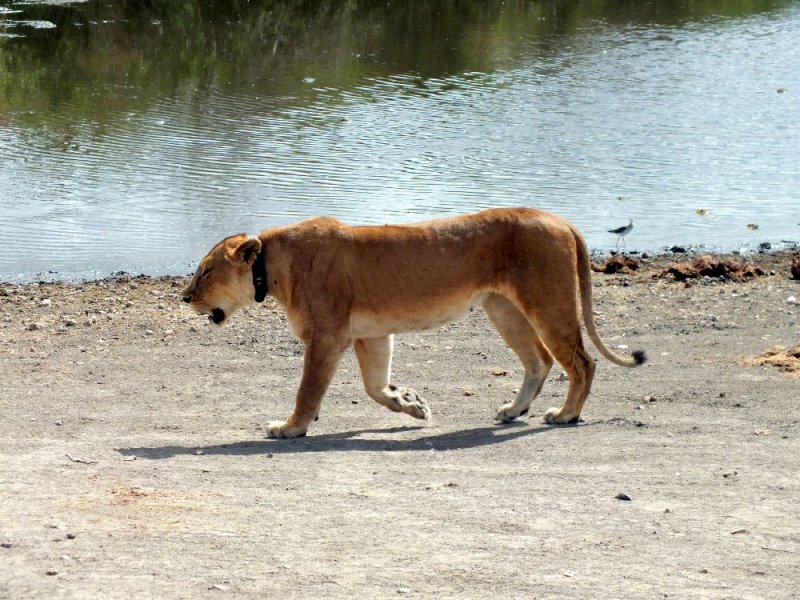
[608,218,633,249]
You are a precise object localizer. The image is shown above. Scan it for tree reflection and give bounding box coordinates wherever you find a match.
[0,0,793,129]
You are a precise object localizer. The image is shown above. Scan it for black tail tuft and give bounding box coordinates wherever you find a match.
[632,350,647,366]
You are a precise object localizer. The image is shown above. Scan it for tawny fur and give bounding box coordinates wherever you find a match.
[183,208,646,438]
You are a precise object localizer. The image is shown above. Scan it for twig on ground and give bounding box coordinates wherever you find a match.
[66,453,97,464]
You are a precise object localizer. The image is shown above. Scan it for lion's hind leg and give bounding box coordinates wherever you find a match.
[354,336,431,420]
[522,307,595,425]
[483,294,554,423]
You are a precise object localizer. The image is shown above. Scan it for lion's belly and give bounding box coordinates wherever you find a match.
[349,292,488,338]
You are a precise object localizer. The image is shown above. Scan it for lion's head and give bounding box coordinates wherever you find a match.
[182,234,262,325]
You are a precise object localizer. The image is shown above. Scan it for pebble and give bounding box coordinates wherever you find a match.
[615,493,632,501]
[46,568,58,576]
[1,541,12,549]
[64,319,77,327]
[26,323,41,331]
[39,299,51,307]
[787,296,797,305]
[66,532,76,539]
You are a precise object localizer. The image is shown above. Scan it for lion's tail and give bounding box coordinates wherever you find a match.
[573,227,647,368]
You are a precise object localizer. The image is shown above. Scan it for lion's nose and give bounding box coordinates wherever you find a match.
[182,295,192,303]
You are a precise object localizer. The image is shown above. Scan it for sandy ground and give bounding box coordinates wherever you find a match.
[1,252,798,599]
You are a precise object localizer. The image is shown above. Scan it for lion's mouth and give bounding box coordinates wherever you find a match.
[209,308,226,325]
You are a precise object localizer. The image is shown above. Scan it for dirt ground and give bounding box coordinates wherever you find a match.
[1,252,798,599]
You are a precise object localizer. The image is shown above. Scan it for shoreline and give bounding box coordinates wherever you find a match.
[2,246,798,288]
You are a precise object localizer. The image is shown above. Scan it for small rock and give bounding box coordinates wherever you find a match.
[731,529,748,535]
[46,568,58,576]
[1,541,12,549]
[615,493,632,501]
[786,296,797,305]
[64,319,77,327]
[209,583,229,591]
[55,420,63,426]
[66,532,76,540]
[26,323,41,331]
[463,389,476,397]
[492,368,508,376]
[39,299,51,307]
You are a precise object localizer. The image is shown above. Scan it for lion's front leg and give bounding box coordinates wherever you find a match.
[354,336,431,421]
[267,337,349,439]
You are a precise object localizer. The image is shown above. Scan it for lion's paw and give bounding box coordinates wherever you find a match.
[495,402,526,423]
[397,388,431,420]
[266,420,307,439]
[543,407,580,425]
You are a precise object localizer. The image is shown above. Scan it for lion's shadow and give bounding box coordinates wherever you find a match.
[117,421,574,460]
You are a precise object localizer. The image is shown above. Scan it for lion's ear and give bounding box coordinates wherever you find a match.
[225,236,261,267]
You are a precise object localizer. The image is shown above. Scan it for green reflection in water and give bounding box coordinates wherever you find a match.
[0,0,793,132]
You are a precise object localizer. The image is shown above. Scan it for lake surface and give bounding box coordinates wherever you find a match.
[1,0,799,281]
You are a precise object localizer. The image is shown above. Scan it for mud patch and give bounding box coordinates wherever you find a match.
[740,345,800,377]
[592,255,640,275]
[657,255,766,281]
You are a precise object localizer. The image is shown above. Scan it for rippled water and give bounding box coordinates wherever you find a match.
[1,1,799,281]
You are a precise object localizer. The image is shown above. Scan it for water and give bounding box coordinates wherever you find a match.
[1,0,799,282]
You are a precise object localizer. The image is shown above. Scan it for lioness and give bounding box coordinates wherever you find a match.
[183,208,645,438]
